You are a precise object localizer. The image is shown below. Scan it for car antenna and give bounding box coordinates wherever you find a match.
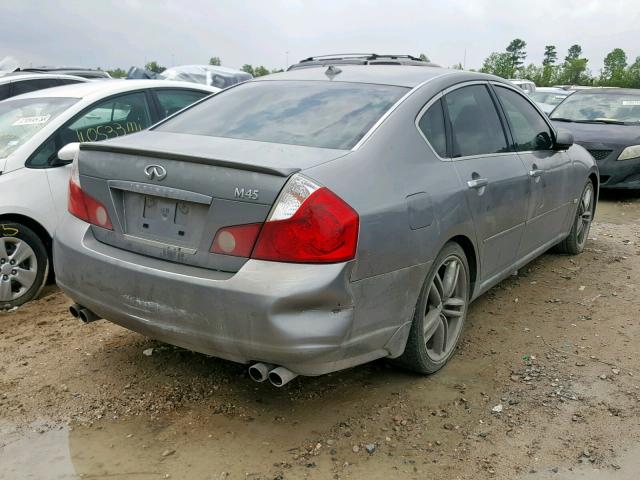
[325,65,342,79]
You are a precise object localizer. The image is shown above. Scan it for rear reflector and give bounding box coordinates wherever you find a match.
[211,223,262,257]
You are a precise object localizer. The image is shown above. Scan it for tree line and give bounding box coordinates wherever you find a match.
[105,57,283,78]
[479,39,640,88]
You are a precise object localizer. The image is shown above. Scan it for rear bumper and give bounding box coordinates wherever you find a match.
[54,215,421,375]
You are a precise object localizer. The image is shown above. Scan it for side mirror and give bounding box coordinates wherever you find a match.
[56,142,80,163]
[554,129,574,150]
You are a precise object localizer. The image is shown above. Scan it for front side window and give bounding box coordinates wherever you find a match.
[0,97,77,159]
[495,86,553,151]
[63,91,151,144]
[155,89,209,118]
[12,78,60,96]
[444,85,508,157]
[156,81,409,150]
[418,99,447,157]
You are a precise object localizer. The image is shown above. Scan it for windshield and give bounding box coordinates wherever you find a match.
[156,80,409,149]
[0,97,77,158]
[551,92,640,123]
[531,92,569,106]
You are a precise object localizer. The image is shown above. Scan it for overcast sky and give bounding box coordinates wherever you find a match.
[2,0,640,73]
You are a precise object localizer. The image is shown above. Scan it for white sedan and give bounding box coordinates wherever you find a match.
[0,80,219,308]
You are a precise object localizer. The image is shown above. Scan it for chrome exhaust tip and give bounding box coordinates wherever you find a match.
[268,366,298,387]
[69,304,81,318]
[248,362,274,383]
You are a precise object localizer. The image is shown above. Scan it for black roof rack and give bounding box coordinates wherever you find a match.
[288,54,440,71]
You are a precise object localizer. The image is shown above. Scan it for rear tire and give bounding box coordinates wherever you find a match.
[555,180,595,255]
[395,242,470,374]
[0,223,49,310]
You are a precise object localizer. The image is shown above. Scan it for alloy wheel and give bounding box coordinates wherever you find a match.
[0,237,38,302]
[576,183,594,248]
[423,255,468,362]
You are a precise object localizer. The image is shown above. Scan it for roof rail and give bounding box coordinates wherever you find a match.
[299,53,423,63]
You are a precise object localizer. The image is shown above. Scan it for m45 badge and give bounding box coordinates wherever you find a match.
[234,188,259,201]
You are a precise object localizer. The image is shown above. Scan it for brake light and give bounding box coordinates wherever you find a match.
[68,161,113,230]
[251,175,359,263]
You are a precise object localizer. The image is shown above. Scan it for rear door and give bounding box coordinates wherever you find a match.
[492,84,573,255]
[444,83,529,282]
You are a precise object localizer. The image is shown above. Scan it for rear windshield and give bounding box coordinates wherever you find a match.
[156,80,409,149]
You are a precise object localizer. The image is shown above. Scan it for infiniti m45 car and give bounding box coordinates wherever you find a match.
[53,66,598,386]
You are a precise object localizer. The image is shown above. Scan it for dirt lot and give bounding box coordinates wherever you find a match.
[1,192,639,480]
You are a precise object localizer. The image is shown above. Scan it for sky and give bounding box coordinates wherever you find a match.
[2,0,640,73]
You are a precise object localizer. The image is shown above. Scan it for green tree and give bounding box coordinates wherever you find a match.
[271,68,284,74]
[253,66,270,77]
[145,61,165,74]
[241,64,255,76]
[209,57,221,66]
[542,45,557,66]
[560,45,590,85]
[480,52,514,78]
[419,53,430,62]
[601,48,627,86]
[521,63,544,85]
[506,38,527,75]
[107,68,127,78]
[625,56,640,89]
[565,44,582,63]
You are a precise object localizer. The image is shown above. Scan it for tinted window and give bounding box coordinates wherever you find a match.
[157,81,409,150]
[0,84,10,101]
[12,78,60,96]
[495,86,553,151]
[63,92,151,144]
[418,99,447,157]
[57,78,84,87]
[444,85,508,157]
[155,89,208,118]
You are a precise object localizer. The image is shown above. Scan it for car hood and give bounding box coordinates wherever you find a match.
[552,121,640,149]
[80,130,351,177]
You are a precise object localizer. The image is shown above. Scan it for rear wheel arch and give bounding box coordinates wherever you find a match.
[447,235,477,296]
[588,172,599,215]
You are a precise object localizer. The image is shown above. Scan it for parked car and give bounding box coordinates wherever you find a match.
[0,80,218,308]
[128,65,252,89]
[530,87,574,114]
[16,67,112,80]
[550,88,640,189]
[288,53,440,70]
[53,66,598,386]
[509,79,536,95]
[0,73,88,101]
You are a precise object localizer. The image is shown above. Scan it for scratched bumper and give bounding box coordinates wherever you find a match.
[53,214,408,376]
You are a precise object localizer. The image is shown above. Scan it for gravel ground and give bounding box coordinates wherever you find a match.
[1,192,639,479]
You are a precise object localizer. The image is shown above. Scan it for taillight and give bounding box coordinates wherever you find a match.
[252,175,359,263]
[67,160,113,230]
[210,223,262,257]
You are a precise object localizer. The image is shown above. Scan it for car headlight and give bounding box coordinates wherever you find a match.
[617,145,640,161]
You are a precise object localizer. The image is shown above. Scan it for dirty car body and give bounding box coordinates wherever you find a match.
[54,66,598,379]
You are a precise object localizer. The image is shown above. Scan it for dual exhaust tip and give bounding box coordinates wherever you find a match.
[69,303,101,323]
[248,363,298,387]
[69,305,296,387]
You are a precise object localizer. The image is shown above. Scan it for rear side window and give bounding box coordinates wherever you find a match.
[155,89,209,118]
[57,78,84,87]
[156,81,409,150]
[418,99,447,157]
[63,91,152,144]
[12,78,60,96]
[0,83,9,100]
[495,86,554,151]
[444,85,508,158]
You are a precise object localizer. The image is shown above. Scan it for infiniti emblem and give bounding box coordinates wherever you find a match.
[144,164,167,181]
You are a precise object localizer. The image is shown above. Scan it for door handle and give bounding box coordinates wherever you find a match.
[529,169,544,178]
[467,178,489,189]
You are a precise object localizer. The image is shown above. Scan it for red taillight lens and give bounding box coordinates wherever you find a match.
[252,187,359,263]
[211,223,262,257]
[68,178,113,230]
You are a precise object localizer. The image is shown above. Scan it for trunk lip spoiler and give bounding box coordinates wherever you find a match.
[79,143,300,178]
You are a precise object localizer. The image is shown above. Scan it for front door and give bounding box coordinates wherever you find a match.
[443,84,529,282]
[492,84,573,255]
